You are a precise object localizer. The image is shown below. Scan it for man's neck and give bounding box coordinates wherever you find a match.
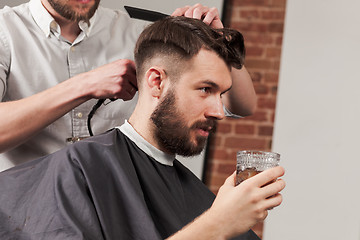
[128,113,172,155]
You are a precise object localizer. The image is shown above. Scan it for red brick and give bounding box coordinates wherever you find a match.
[243,33,274,45]
[234,0,269,6]
[224,137,267,149]
[246,46,264,57]
[228,151,238,162]
[258,125,274,136]
[207,174,227,188]
[235,124,255,135]
[210,136,224,147]
[233,22,268,33]
[267,139,273,149]
[264,72,279,83]
[272,60,280,70]
[211,149,230,161]
[249,71,262,83]
[275,35,283,45]
[244,110,268,121]
[270,0,287,7]
[270,111,276,122]
[217,163,237,175]
[271,85,278,94]
[254,83,269,95]
[261,10,285,20]
[266,47,282,58]
[245,59,273,70]
[239,9,260,20]
[216,122,232,134]
[258,97,277,109]
[205,161,216,173]
[268,22,284,33]
[227,7,240,23]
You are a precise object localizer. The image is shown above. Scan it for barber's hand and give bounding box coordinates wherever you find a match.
[81,59,137,101]
[171,3,223,29]
[208,166,286,239]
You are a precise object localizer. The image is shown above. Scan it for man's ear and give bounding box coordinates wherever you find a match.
[145,67,167,98]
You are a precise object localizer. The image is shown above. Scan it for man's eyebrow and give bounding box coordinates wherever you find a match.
[201,80,232,95]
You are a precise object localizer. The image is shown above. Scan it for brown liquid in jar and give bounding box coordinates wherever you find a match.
[235,167,261,186]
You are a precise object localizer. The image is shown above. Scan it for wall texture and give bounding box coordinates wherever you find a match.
[205,0,287,238]
[264,0,360,239]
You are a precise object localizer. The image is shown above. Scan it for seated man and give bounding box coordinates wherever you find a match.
[0,17,285,240]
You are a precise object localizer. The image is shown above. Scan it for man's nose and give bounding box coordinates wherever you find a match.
[205,97,225,120]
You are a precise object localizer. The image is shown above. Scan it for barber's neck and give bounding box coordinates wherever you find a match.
[41,0,81,43]
[57,20,81,43]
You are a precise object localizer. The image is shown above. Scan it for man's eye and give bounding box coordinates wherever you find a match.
[200,87,211,93]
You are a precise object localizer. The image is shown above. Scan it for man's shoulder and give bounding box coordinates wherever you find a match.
[40,129,127,170]
[66,128,138,159]
[71,128,122,150]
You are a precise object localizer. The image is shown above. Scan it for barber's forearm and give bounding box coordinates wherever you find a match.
[222,67,257,116]
[0,74,91,153]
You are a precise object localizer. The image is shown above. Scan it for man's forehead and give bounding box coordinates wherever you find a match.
[183,50,232,87]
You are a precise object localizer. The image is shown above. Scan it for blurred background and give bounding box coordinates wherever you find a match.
[2,0,360,239]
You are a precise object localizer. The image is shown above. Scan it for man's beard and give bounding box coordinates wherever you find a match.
[48,0,100,23]
[150,90,216,157]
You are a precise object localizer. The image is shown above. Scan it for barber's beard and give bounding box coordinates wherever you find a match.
[151,90,216,157]
[48,0,100,24]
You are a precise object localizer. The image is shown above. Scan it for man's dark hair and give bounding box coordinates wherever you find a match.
[134,16,245,81]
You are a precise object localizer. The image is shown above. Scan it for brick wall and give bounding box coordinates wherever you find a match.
[204,0,287,238]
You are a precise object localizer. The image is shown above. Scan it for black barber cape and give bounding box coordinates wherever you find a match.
[0,129,260,240]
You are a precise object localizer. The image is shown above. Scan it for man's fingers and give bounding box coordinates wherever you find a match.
[263,193,283,210]
[223,171,237,186]
[261,179,286,199]
[249,166,285,187]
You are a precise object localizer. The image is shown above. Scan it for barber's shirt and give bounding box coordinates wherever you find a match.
[0,0,146,170]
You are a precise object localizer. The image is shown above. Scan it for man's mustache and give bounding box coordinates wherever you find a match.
[191,119,217,134]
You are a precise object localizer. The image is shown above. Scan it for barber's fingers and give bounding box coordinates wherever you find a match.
[171,5,191,16]
[124,60,138,89]
[201,7,222,27]
[115,80,137,101]
[109,59,138,101]
[184,4,207,19]
[127,85,137,96]
[171,4,224,28]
